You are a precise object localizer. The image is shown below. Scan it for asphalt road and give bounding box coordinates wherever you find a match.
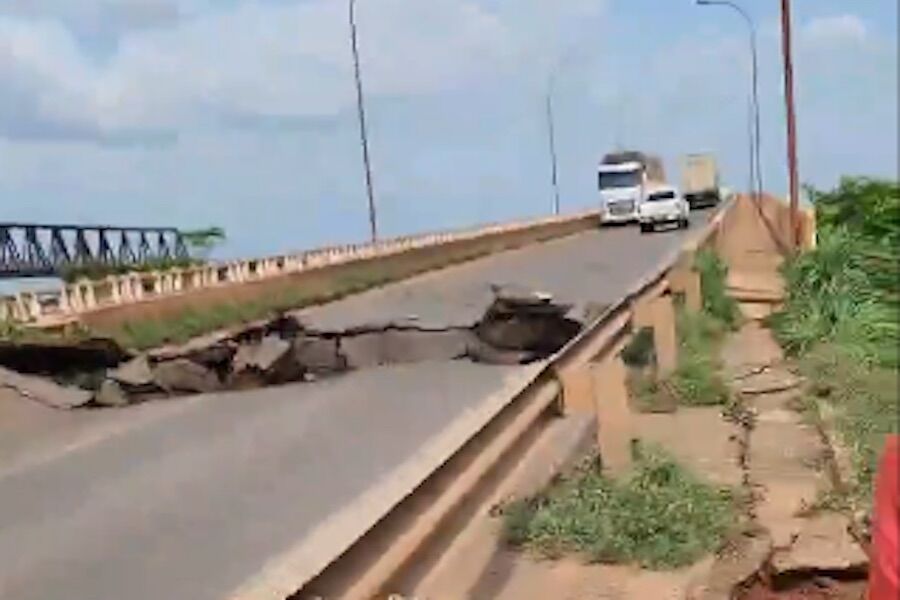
[0,213,708,600]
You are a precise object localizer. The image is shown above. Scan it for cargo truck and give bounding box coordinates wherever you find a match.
[597,151,666,224]
[681,153,721,209]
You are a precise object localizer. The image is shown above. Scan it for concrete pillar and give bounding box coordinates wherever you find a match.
[107,276,121,304]
[670,257,702,314]
[557,364,596,415]
[81,283,97,310]
[633,293,678,376]
[591,356,635,475]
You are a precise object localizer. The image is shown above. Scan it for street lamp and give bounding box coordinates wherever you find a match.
[546,75,561,215]
[349,0,378,242]
[696,0,763,203]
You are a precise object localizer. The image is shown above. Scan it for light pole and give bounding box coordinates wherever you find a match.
[349,0,378,242]
[696,0,763,203]
[779,0,801,248]
[546,76,561,215]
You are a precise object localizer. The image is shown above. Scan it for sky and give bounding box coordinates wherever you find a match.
[0,0,897,259]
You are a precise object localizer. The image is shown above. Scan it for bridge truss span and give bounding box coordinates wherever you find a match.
[0,223,188,279]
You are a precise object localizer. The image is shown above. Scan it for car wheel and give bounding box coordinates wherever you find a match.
[640,223,652,234]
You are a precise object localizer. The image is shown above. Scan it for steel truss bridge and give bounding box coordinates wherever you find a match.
[0,223,188,279]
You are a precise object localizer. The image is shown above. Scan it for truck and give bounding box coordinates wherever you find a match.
[681,153,721,209]
[597,151,666,224]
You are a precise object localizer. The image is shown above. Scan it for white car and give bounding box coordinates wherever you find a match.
[638,185,690,233]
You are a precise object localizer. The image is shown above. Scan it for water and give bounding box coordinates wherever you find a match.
[0,278,63,297]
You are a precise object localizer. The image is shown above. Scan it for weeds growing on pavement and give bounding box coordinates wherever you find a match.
[504,447,735,569]
[668,309,731,406]
[627,248,735,411]
[695,248,739,329]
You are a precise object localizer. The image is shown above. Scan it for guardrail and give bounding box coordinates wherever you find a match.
[259,198,759,599]
[293,193,816,598]
[1,210,599,327]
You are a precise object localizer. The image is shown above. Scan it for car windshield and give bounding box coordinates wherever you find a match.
[648,190,676,202]
[598,170,640,189]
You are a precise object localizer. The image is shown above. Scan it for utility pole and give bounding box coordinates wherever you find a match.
[546,89,561,215]
[780,0,801,248]
[349,0,378,242]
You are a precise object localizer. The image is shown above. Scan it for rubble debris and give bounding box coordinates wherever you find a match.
[475,288,579,356]
[292,336,346,375]
[3,286,584,408]
[770,513,869,575]
[108,355,154,388]
[152,359,222,394]
[94,379,131,408]
[0,365,94,409]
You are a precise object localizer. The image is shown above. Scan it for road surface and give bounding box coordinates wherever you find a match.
[0,214,708,600]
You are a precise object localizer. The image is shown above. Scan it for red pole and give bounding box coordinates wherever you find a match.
[780,0,801,248]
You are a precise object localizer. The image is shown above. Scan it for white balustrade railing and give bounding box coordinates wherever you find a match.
[2,210,599,326]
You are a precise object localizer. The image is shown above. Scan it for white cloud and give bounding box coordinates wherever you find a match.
[801,14,868,47]
[0,0,559,142]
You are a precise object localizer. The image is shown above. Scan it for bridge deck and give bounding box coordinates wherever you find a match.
[0,214,706,600]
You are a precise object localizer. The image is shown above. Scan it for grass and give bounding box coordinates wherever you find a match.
[695,248,739,329]
[628,249,735,411]
[504,447,735,569]
[795,343,898,507]
[769,177,899,509]
[105,237,511,349]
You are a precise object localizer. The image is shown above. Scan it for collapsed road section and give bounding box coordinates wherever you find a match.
[0,287,584,409]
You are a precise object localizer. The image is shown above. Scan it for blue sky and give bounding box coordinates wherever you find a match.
[0,0,896,259]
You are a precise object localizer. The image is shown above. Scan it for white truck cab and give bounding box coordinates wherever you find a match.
[598,161,646,223]
[638,184,690,233]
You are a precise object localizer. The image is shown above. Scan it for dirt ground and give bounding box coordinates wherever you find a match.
[738,578,867,600]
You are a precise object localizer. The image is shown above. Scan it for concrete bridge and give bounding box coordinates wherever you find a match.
[0,196,814,600]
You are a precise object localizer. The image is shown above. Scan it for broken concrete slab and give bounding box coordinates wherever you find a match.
[771,512,869,575]
[184,343,237,370]
[340,329,472,369]
[292,336,346,374]
[738,368,802,396]
[108,355,154,388]
[152,359,221,394]
[381,329,471,363]
[475,296,580,355]
[689,532,773,600]
[234,336,292,373]
[0,366,93,409]
[94,379,131,408]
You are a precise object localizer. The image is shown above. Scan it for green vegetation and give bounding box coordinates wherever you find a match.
[668,309,730,406]
[504,447,735,569]
[695,248,739,329]
[109,244,497,349]
[181,227,227,260]
[629,250,735,411]
[770,177,899,505]
[61,258,199,283]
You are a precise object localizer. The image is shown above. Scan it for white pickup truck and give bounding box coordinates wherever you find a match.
[638,184,690,233]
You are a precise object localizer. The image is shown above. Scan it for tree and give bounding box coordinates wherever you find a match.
[181,227,226,260]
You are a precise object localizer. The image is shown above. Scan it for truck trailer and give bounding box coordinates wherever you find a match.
[681,153,721,209]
